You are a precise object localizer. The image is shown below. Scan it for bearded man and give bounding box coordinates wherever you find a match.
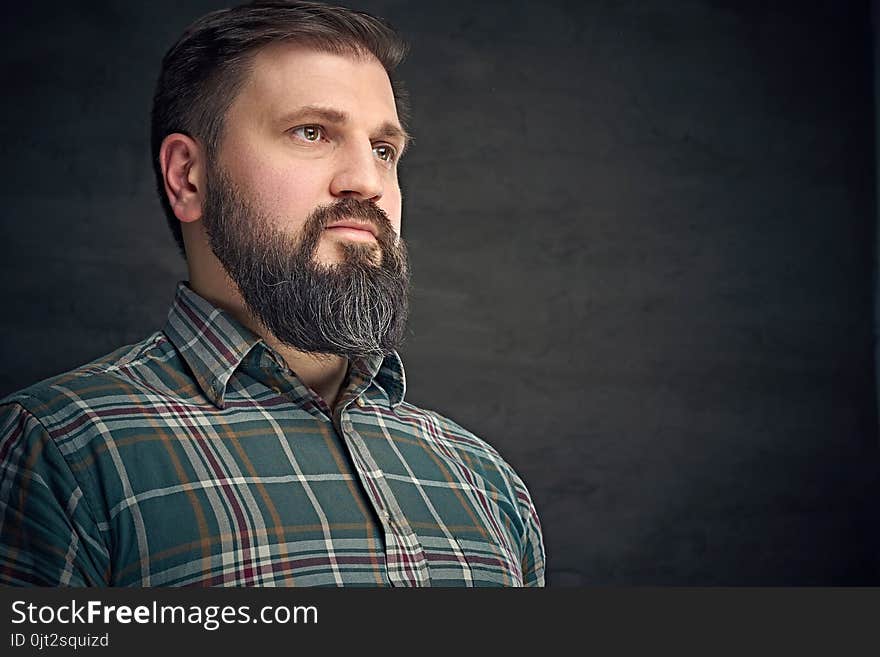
[0,0,545,587]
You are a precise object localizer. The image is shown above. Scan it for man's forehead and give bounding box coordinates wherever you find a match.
[239,42,398,119]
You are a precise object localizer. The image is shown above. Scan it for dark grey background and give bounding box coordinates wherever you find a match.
[1,0,878,585]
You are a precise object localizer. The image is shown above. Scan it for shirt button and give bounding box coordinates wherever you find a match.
[355,397,366,408]
[379,510,390,522]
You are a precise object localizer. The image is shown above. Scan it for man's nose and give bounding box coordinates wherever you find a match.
[330,140,384,201]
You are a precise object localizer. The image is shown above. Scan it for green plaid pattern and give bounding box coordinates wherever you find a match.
[0,282,545,587]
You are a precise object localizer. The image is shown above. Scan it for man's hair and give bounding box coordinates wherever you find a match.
[150,0,410,260]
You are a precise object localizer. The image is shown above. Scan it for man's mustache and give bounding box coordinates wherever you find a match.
[309,198,394,240]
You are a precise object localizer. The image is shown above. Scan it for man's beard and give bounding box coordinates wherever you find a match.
[201,166,410,360]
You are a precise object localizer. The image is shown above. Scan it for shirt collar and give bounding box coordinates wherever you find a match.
[162,281,407,409]
[162,281,263,408]
[355,349,407,409]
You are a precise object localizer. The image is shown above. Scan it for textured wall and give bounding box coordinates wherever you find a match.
[875,0,880,473]
[1,0,877,584]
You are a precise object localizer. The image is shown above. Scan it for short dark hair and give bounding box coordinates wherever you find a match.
[150,0,410,260]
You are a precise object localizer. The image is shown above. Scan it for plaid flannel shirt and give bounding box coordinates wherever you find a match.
[0,282,545,587]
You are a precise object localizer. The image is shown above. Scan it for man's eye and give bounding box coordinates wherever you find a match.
[292,126,323,142]
[373,144,397,163]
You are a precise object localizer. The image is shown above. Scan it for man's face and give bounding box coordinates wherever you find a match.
[200,44,411,358]
[216,43,406,260]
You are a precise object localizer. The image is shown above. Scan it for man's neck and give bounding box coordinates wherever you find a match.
[187,274,350,410]
[263,336,350,411]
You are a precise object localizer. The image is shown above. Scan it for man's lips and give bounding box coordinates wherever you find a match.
[324,220,378,240]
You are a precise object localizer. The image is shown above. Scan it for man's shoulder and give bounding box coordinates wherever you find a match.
[0,331,174,423]
[393,400,524,484]
[395,401,495,450]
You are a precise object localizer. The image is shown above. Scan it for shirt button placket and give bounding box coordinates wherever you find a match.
[340,405,429,587]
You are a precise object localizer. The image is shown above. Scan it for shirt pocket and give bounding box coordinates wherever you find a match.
[455,534,524,587]
[419,532,523,587]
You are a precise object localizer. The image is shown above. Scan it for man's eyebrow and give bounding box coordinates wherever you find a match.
[278,104,412,153]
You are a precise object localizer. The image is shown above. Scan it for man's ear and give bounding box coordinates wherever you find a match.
[159,133,207,223]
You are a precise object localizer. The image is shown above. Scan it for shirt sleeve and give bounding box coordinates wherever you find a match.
[0,402,109,586]
[513,473,546,587]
